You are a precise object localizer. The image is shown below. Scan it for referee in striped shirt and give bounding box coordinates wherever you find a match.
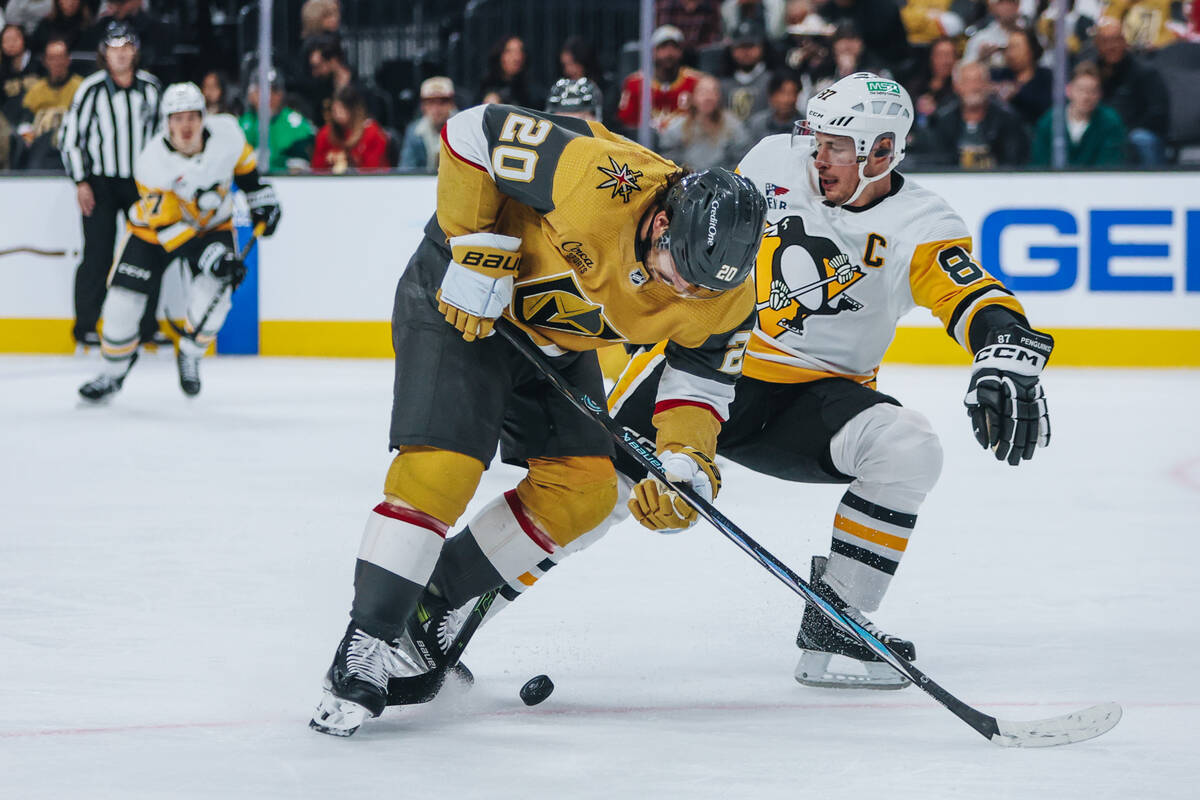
[59,21,162,349]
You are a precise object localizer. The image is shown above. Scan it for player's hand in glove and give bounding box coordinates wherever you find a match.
[964,323,1054,466]
[828,253,856,284]
[629,447,722,532]
[246,186,281,237]
[437,232,522,342]
[769,279,791,310]
[213,253,247,289]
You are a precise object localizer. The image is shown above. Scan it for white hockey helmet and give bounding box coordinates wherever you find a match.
[161,82,206,122]
[798,72,913,204]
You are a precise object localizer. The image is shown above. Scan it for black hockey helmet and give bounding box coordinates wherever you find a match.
[664,168,767,292]
[101,20,140,52]
[545,77,602,121]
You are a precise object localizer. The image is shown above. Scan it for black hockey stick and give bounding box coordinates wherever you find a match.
[494,318,1121,748]
[165,222,266,342]
[386,588,499,705]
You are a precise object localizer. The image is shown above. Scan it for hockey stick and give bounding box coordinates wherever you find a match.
[753,268,862,312]
[0,246,79,259]
[494,318,1121,748]
[165,222,266,341]
[386,588,499,705]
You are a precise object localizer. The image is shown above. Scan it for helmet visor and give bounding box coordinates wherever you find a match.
[798,123,862,167]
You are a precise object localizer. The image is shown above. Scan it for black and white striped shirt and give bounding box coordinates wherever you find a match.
[60,70,162,183]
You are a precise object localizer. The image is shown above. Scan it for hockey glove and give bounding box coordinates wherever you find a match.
[213,254,247,289]
[964,323,1054,466]
[629,447,722,532]
[246,186,281,237]
[436,232,522,342]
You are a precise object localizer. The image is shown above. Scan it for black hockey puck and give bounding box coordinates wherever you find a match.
[519,674,554,706]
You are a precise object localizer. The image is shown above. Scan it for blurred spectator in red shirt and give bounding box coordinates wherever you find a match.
[311,83,390,173]
[617,25,703,132]
[656,0,723,49]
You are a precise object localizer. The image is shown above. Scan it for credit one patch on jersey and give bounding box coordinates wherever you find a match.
[513,272,625,340]
[596,156,643,203]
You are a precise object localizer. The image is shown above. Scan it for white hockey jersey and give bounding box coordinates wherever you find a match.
[736,134,1024,385]
[127,114,257,252]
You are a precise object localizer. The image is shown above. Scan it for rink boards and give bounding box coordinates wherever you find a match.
[2,170,1198,365]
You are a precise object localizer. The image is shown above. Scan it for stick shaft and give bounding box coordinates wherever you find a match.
[494,318,1001,742]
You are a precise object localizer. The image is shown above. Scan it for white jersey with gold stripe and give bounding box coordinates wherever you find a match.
[736,134,1023,385]
[127,113,257,252]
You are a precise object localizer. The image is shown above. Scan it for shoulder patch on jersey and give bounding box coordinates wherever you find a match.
[595,156,643,203]
[286,111,304,127]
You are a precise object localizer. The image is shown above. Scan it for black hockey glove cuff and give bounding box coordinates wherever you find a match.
[247,186,281,237]
[213,254,247,289]
[964,323,1053,466]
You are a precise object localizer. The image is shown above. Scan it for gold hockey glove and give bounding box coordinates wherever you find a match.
[629,447,722,532]
[437,232,522,341]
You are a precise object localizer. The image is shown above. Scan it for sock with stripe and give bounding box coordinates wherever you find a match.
[823,489,919,612]
[351,502,449,641]
[425,489,558,610]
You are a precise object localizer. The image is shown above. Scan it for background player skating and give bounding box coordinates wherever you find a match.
[309,103,767,737]
[77,82,281,401]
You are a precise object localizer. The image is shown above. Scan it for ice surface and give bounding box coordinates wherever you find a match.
[1,354,1197,799]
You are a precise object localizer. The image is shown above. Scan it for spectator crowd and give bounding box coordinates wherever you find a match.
[1,0,1198,176]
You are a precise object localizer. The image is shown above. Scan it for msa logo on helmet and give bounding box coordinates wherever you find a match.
[866,80,900,95]
[513,272,624,340]
[707,199,721,247]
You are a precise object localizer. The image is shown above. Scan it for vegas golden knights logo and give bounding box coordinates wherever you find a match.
[513,272,624,340]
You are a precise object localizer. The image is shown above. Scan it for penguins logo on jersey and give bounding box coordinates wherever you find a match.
[755,215,866,337]
[513,272,625,340]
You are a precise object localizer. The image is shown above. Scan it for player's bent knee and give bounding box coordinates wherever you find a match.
[383,446,485,526]
[835,404,943,493]
[100,286,147,343]
[517,456,618,547]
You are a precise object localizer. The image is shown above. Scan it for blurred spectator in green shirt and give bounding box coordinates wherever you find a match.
[238,71,316,173]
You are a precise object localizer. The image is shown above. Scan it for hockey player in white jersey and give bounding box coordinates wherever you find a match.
[78,82,281,402]
[413,72,1055,693]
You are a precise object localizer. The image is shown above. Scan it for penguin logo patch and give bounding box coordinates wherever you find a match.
[754,216,866,337]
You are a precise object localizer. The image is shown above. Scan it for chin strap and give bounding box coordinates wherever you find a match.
[806,153,902,207]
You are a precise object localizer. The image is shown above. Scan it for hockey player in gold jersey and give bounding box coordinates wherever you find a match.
[309,103,767,736]
[454,72,1056,692]
[77,82,281,401]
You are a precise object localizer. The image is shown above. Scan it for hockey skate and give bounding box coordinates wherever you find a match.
[176,349,201,396]
[794,556,916,690]
[386,594,475,706]
[310,622,431,737]
[78,352,138,402]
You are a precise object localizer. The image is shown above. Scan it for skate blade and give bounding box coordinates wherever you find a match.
[310,690,370,737]
[795,650,911,691]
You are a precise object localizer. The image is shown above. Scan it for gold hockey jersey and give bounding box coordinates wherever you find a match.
[435,104,756,433]
[127,114,257,252]
[736,134,1024,385]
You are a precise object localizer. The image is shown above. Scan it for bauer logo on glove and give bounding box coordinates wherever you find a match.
[439,232,523,341]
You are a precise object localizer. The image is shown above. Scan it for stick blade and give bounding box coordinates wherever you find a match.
[991,702,1122,748]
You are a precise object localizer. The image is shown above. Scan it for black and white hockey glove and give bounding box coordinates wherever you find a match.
[213,253,247,289]
[964,323,1054,466]
[246,186,281,237]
